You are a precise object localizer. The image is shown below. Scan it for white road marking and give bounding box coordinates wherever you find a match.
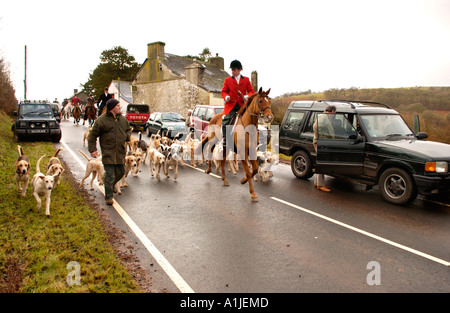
[185,163,222,178]
[61,140,195,293]
[271,197,450,267]
[190,159,450,267]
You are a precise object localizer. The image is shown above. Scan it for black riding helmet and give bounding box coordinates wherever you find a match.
[230,60,242,69]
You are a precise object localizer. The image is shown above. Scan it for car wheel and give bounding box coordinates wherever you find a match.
[291,150,313,179]
[14,132,23,142]
[51,133,62,142]
[379,167,417,204]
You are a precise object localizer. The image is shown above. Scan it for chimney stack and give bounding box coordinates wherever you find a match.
[147,41,165,60]
[209,53,224,70]
[185,60,205,86]
[251,71,258,92]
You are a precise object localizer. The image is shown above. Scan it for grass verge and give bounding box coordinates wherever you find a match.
[0,112,143,292]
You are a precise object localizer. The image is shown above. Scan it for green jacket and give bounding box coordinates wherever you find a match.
[88,112,131,164]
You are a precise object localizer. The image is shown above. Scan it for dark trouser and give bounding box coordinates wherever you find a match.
[222,103,240,145]
[103,164,125,200]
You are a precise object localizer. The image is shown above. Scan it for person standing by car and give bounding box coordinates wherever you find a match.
[313,105,336,192]
[220,60,255,148]
[88,99,131,205]
[97,87,112,116]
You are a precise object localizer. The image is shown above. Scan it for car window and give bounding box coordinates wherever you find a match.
[127,105,149,113]
[360,114,413,140]
[162,113,183,122]
[317,113,357,139]
[20,104,53,116]
[197,107,207,119]
[205,109,214,121]
[149,113,156,121]
[214,107,224,115]
[193,107,200,117]
[155,113,161,122]
[283,111,306,131]
[304,112,317,133]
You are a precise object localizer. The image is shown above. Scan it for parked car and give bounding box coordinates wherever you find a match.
[123,103,150,130]
[190,104,224,138]
[280,99,450,204]
[146,112,187,139]
[12,100,62,142]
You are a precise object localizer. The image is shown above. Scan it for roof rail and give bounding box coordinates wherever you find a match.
[318,99,391,109]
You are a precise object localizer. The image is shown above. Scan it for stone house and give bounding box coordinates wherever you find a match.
[131,41,258,115]
[108,80,132,107]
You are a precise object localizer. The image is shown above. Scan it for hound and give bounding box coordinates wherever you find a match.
[162,143,184,180]
[212,144,238,175]
[77,149,105,191]
[132,149,145,174]
[183,130,203,167]
[120,154,138,188]
[15,145,31,197]
[83,126,92,147]
[148,147,165,181]
[254,150,279,183]
[137,132,149,163]
[127,127,139,152]
[47,147,64,186]
[31,155,58,217]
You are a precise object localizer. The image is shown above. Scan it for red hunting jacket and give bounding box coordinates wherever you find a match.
[221,75,255,115]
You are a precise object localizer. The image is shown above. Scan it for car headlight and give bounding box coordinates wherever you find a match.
[49,122,56,128]
[425,161,448,173]
[19,122,27,128]
[30,123,35,128]
[42,124,46,128]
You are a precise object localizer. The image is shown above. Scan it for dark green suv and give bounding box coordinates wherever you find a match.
[12,100,62,142]
[280,100,450,204]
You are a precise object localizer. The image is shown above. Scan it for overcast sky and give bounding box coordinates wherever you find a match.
[1,0,450,102]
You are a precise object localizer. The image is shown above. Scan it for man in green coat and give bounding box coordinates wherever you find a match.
[88,99,131,205]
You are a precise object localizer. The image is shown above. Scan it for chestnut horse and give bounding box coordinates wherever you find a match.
[72,103,82,125]
[200,87,273,202]
[83,103,97,126]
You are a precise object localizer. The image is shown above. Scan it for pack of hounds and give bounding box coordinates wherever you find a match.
[14,145,64,217]
[14,128,278,217]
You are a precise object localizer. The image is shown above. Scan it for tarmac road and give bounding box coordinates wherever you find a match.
[55,118,450,293]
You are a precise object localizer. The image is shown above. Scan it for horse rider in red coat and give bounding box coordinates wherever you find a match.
[221,59,255,148]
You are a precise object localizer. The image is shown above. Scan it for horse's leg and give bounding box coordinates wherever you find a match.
[205,160,212,174]
[249,159,259,179]
[240,158,258,202]
[220,158,229,186]
[204,140,213,174]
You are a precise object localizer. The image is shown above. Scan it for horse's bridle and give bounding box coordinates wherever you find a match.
[247,95,272,118]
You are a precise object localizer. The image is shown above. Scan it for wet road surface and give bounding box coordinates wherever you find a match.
[55,119,450,293]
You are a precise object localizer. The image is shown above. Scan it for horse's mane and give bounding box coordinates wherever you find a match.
[237,93,258,116]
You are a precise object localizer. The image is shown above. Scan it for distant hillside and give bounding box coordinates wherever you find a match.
[271,87,450,144]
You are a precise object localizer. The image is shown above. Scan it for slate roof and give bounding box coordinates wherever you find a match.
[147,53,229,93]
[111,80,132,103]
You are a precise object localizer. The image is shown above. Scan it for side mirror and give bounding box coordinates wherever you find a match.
[416,132,428,140]
[14,111,18,116]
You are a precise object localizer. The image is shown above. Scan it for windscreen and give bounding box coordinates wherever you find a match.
[360,114,413,140]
